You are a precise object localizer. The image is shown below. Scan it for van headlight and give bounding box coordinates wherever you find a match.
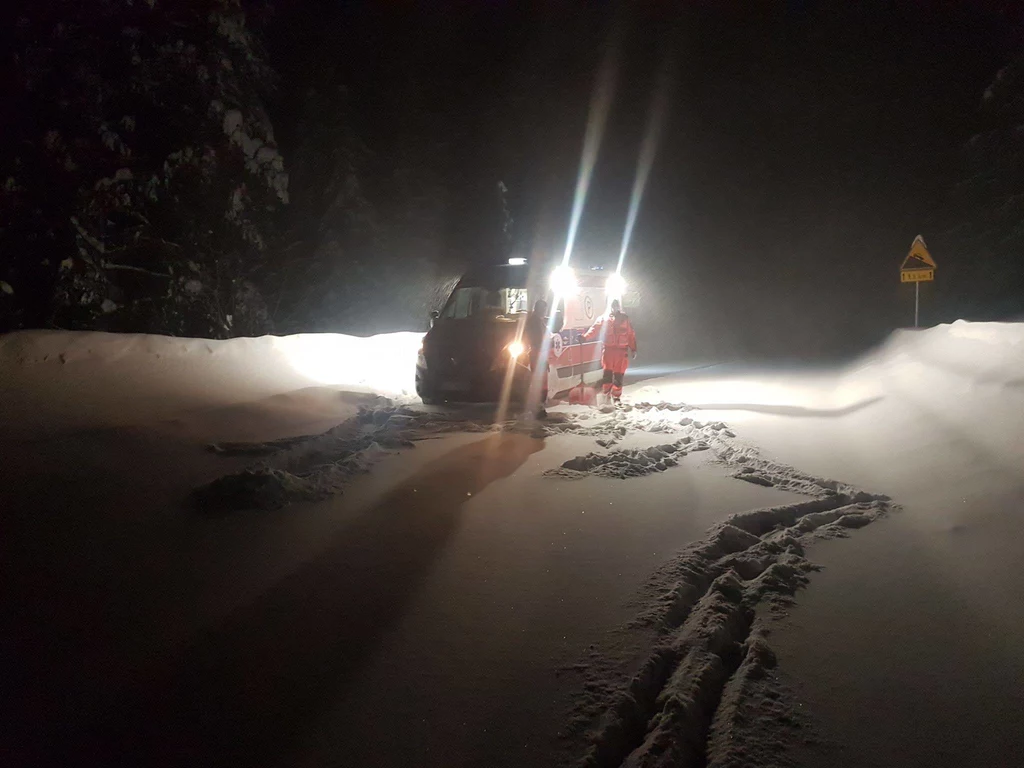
[506,340,525,358]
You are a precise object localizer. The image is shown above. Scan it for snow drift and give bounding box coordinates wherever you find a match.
[3,320,1021,437]
[846,319,1024,390]
[0,329,423,435]
[633,320,1024,415]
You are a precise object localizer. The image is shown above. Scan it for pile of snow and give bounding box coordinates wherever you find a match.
[0,329,423,434]
[633,321,1024,416]
[847,320,1024,390]
[543,409,718,479]
[553,440,688,478]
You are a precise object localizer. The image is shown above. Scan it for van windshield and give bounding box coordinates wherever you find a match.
[441,287,529,319]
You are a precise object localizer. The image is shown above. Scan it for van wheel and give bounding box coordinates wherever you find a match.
[416,371,440,405]
[417,382,442,405]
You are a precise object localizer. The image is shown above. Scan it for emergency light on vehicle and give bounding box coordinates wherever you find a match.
[606,272,627,296]
[549,265,578,297]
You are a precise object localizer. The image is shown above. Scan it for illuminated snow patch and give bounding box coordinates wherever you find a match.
[279,332,423,395]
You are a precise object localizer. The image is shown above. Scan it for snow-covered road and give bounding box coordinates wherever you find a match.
[0,398,815,767]
[2,322,1022,767]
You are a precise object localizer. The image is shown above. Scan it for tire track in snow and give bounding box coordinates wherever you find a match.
[576,497,890,768]
[194,403,547,511]
[544,406,895,768]
[196,401,710,511]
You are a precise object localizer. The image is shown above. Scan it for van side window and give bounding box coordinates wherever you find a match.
[505,288,529,314]
[442,287,526,319]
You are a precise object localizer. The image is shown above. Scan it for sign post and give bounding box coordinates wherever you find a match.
[900,235,936,327]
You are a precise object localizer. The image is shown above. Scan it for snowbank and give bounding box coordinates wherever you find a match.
[846,319,1024,389]
[0,329,423,435]
[632,321,1024,416]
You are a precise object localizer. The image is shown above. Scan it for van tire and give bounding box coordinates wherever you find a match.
[417,381,442,405]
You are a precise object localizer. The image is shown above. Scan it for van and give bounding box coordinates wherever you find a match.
[415,261,612,404]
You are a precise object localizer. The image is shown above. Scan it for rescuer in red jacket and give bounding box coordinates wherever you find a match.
[582,299,637,404]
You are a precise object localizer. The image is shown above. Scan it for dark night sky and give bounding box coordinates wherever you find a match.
[274,0,1022,359]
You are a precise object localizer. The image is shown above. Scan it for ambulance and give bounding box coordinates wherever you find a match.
[415,259,621,404]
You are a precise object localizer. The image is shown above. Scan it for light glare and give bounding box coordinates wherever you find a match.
[549,265,578,297]
[282,332,423,394]
[561,43,618,267]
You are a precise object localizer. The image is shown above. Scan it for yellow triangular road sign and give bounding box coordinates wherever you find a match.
[901,235,936,269]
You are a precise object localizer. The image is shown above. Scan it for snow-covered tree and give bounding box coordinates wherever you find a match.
[951,54,1024,317]
[1,0,287,336]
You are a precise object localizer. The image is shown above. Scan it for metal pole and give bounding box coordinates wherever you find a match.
[914,281,919,328]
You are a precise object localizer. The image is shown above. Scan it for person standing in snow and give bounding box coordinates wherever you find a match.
[524,299,550,417]
[582,298,637,405]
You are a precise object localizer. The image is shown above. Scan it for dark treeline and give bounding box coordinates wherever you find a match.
[1,1,1022,358]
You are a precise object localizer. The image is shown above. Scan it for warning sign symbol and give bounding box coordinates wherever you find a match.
[901,235,937,271]
[900,235,936,283]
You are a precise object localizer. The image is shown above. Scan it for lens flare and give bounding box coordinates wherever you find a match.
[615,63,671,275]
[561,43,618,268]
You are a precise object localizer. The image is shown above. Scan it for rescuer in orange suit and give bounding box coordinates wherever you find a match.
[582,298,637,404]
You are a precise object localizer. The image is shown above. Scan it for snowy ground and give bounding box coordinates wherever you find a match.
[635,322,1024,768]
[2,322,1022,767]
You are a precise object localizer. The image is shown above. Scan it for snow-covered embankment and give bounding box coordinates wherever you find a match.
[0,329,423,435]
